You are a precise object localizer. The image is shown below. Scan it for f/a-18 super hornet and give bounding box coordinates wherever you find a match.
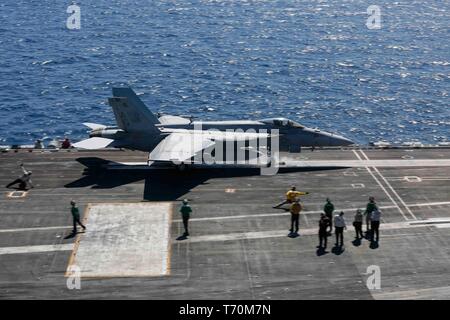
[74,88,353,168]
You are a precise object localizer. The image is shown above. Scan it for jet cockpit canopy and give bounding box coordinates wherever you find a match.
[260,118,304,128]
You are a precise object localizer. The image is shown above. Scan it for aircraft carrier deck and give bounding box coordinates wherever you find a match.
[1,146,450,299]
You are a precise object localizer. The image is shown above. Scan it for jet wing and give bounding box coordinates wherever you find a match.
[149,132,215,162]
[160,128,273,141]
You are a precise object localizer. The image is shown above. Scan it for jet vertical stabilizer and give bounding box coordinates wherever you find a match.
[109,87,160,133]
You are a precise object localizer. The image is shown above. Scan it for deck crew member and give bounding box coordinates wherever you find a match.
[318,213,330,249]
[180,199,192,237]
[364,196,378,232]
[61,137,72,149]
[323,198,334,233]
[334,211,347,247]
[34,139,44,149]
[70,200,86,234]
[289,200,302,235]
[353,209,364,239]
[370,209,382,243]
[6,163,34,190]
[273,186,309,209]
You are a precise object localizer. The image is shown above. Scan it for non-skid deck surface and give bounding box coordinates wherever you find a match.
[0,147,449,299]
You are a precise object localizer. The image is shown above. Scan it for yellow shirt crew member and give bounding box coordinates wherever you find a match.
[273,186,309,209]
[286,190,308,202]
[289,201,303,234]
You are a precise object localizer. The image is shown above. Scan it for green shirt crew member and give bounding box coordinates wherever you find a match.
[180,199,192,236]
[323,198,334,232]
[364,196,377,232]
[71,206,80,219]
[70,200,86,234]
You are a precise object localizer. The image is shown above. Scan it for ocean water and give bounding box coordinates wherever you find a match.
[0,0,448,145]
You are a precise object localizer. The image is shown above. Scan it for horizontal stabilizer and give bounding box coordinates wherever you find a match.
[158,115,191,125]
[73,137,114,150]
[83,123,106,130]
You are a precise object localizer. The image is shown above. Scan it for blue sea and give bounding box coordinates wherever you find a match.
[0,0,449,145]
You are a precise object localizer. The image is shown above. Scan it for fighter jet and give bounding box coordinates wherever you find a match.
[74,88,353,167]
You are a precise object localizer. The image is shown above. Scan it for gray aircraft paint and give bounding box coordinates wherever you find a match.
[74,88,354,165]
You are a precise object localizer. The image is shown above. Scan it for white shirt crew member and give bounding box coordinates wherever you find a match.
[334,214,346,228]
[371,209,381,222]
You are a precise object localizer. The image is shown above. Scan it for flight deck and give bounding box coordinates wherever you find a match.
[0,147,449,299]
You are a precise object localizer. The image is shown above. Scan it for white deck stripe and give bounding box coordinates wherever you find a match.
[408,201,450,207]
[150,201,450,223]
[372,286,450,300]
[1,217,448,255]
[386,176,450,181]
[283,159,450,167]
[0,244,72,255]
[353,150,409,220]
[0,226,71,233]
[0,202,448,234]
[176,219,438,244]
[172,206,397,222]
[359,150,417,220]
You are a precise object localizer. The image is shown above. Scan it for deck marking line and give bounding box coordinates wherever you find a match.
[0,244,73,255]
[0,226,71,233]
[359,150,417,220]
[353,150,408,220]
[171,201,450,223]
[65,204,91,277]
[356,150,408,220]
[174,219,437,244]
[0,218,447,254]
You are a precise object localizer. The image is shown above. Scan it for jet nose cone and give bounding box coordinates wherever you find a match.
[325,132,354,146]
[333,135,354,146]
